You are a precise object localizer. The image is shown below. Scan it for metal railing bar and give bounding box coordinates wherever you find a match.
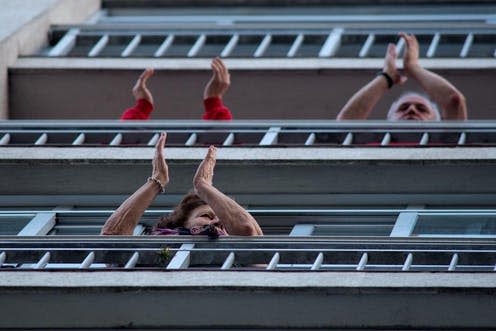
[185,133,197,146]
[147,133,159,146]
[18,213,56,236]
[402,253,413,271]
[222,133,235,146]
[304,133,316,145]
[96,13,496,24]
[121,34,142,57]
[154,35,175,57]
[48,28,80,57]
[34,133,48,145]
[133,225,145,236]
[221,252,235,269]
[266,252,280,270]
[427,33,440,58]
[448,253,459,271]
[287,33,304,58]
[167,243,194,269]
[342,132,353,145]
[396,37,405,57]
[289,224,315,236]
[187,34,206,57]
[0,133,10,145]
[390,211,419,237]
[3,120,496,129]
[381,132,391,146]
[460,33,473,58]
[318,28,343,57]
[9,208,496,217]
[79,251,95,269]
[419,132,429,145]
[311,252,324,270]
[72,133,85,145]
[88,34,109,57]
[0,252,5,266]
[220,34,239,58]
[34,252,51,269]
[457,132,466,145]
[124,252,139,269]
[259,127,280,145]
[254,34,272,58]
[356,252,368,270]
[359,34,375,58]
[109,133,123,146]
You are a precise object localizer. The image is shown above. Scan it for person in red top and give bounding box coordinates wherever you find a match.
[120,57,232,120]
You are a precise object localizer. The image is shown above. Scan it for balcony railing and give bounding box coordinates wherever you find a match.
[2,236,496,272]
[2,120,496,147]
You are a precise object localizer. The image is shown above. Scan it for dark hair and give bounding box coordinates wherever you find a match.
[155,192,207,230]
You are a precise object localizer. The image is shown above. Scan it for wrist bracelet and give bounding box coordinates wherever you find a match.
[378,71,394,89]
[147,176,166,193]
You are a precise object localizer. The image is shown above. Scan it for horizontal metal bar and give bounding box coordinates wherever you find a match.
[4,119,496,130]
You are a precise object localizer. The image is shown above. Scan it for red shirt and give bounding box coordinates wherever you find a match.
[120,97,232,120]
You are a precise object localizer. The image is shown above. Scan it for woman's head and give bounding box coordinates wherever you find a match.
[155,192,226,235]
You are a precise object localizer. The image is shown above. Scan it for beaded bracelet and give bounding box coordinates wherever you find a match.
[147,176,166,193]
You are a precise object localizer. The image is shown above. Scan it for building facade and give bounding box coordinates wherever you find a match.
[1,1,496,329]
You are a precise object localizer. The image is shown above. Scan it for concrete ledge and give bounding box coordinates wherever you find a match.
[2,270,496,288]
[1,271,496,329]
[13,57,496,70]
[2,147,496,161]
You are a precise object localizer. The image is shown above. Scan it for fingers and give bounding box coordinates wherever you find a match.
[138,68,154,86]
[155,132,167,157]
[206,145,217,160]
[398,32,417,48]
[211,58,221,78]
[211,57,229,82]
[386,43,397,57]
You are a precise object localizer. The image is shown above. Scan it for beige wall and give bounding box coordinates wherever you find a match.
[8,67,495,120]
[0,0,100,119]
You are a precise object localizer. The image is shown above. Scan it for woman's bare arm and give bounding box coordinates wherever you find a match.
[101,132,169,235]
[193,146,263,236]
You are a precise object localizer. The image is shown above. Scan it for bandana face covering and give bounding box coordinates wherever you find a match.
[153,224,226,238]
[188,224,226,238]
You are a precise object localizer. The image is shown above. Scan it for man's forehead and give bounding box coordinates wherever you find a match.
[396,94,430,106]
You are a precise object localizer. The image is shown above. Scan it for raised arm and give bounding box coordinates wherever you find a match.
[193,146,263,236]
[400,32,467,120]
[120,68,155,120]
[202,57,233,120]
[336,44,406,120]
[101,132,169,235]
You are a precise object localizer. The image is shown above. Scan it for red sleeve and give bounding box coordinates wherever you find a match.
[202,97,233,120]
[120,99,154,120]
